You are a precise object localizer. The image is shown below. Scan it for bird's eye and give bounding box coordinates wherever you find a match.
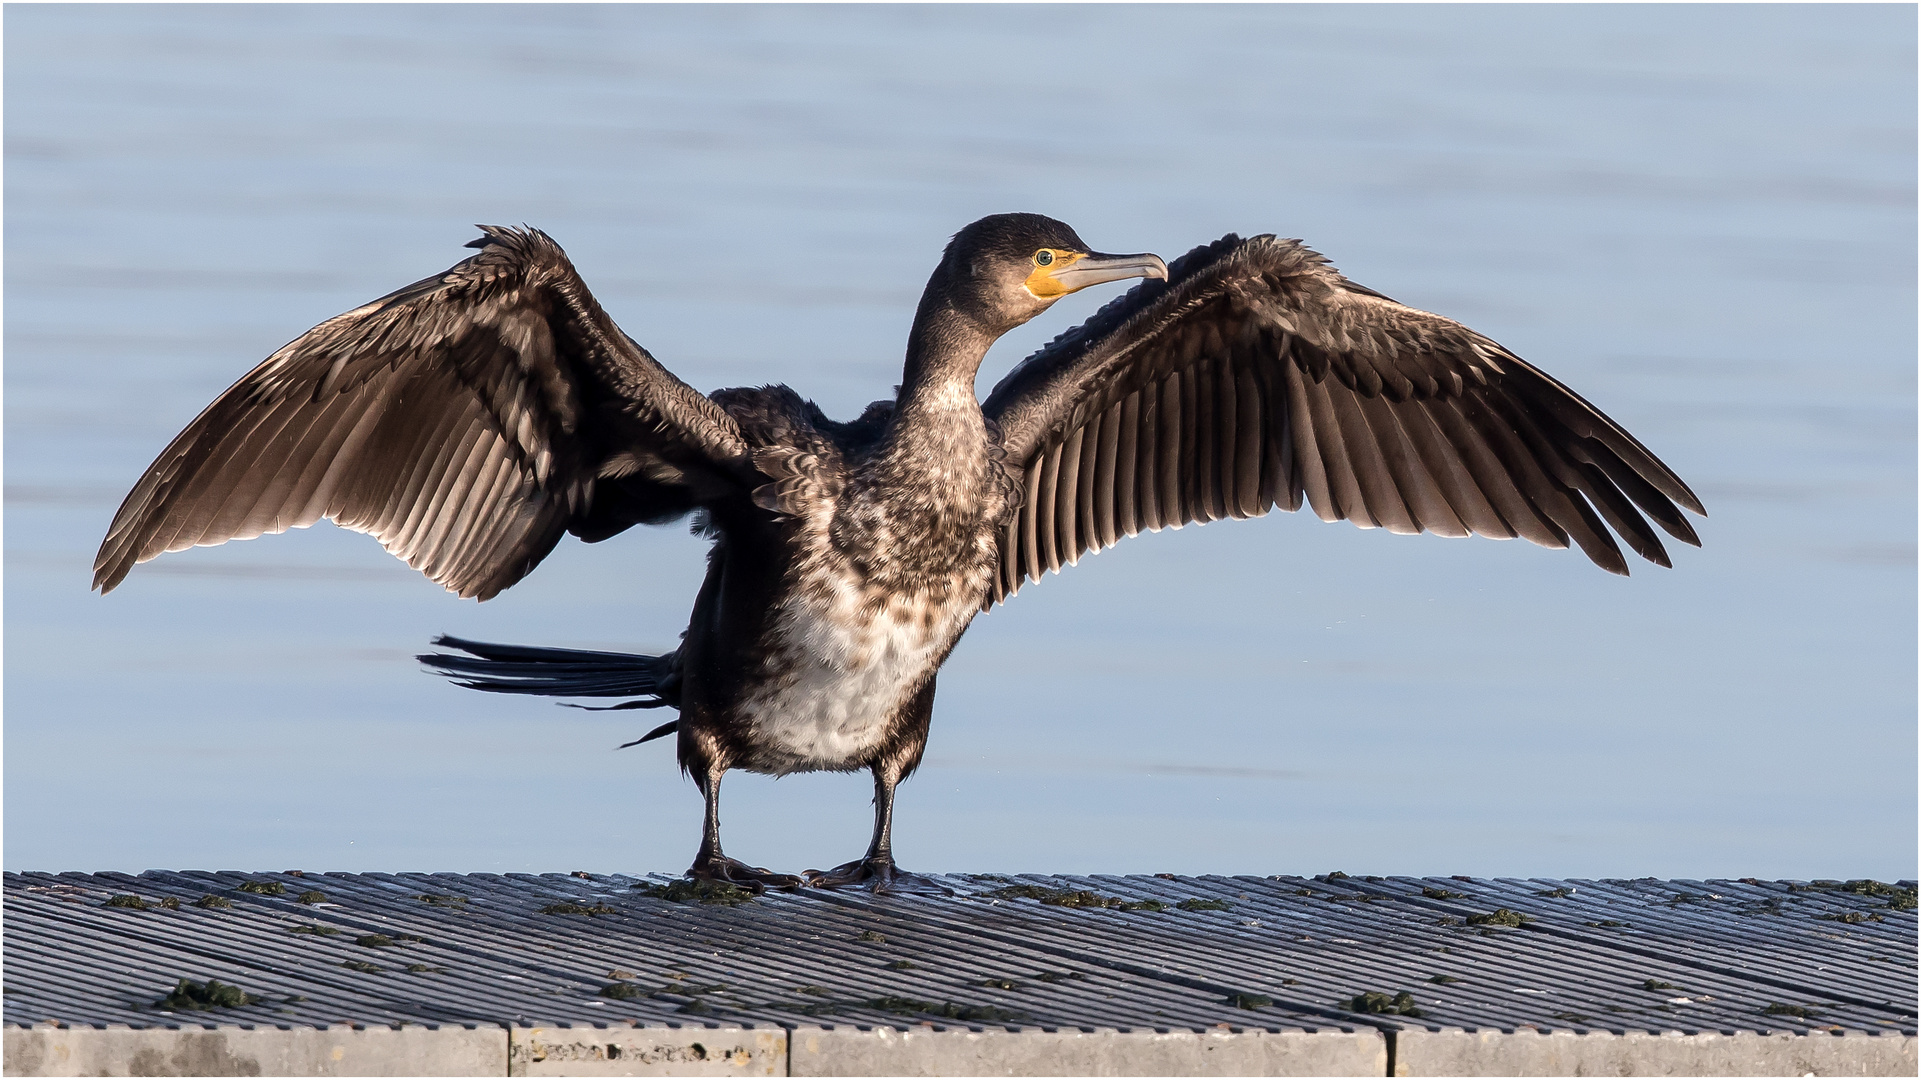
[1034,250,1055,267]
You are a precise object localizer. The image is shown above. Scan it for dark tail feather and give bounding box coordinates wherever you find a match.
[619,721,681,749]
[419,634,682,719]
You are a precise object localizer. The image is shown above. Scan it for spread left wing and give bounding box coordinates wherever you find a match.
[981,234,1705,604]
[94,226,753,600]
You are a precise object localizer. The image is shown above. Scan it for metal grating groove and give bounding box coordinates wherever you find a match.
[4,871,1912,1040]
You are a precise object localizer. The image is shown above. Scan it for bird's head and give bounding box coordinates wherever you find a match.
[933,213,1168,336]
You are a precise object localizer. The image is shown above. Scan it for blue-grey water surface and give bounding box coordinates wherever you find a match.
[6,5,1915,879]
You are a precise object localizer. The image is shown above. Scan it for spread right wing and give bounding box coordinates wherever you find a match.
[982,234,1704,603]
[94,225,753,600]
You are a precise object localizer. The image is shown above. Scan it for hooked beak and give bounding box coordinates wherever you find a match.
[1028,251,1169,299]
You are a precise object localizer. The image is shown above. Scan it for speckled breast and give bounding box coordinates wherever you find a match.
[732,505,1001,776]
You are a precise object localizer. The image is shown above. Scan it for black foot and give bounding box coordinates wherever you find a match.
[804,858,949,895]
[688,855,802,893]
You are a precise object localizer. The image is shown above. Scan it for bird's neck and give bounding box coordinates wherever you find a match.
[869,296,999,502]
[892,297,995,438]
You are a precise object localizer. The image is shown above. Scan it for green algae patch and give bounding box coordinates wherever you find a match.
[1796,879,1910,903]
[1228,993,1272,1009]
[1033,970,1087,983]
[1763,1003,1820,1019]
[1868,883,1919,910]
[155,978,260,1011]
[861,996,1024,1022]
[1536,887,1575,898]
[633,879,756,906]
[1643,980,1675,991]
[413,893,468,906]
[1421,887,1465,900]
[540,901,617,916]
[600,983,647,1000]
[192,895,231,910]
[1341,990,1423,1017]
[295,890,327,904]
[979,978,1024,990]
[342,960,382,974]
[1815,911,1884,924]
[108,894,180,911]
[1176,898,1233,912]
[857,930,887,943]
[1465,908,1532,928]
[237,881,284,896]
[985,885,1162,910]
[290,924,339,936]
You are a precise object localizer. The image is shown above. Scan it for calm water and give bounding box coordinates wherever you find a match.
[7,5,1915,879]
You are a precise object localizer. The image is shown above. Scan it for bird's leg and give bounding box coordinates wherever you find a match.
[685,767,800,892]
[806,766,941,892]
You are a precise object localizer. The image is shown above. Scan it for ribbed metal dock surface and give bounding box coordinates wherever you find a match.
[5,871,1914,1076]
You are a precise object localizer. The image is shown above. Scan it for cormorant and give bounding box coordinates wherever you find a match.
[94,214,1704,889]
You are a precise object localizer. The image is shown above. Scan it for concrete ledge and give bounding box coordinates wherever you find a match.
[509,1026,785,1076]
[1,1024,505,1077]
[786,1026,1387,1077]
[8,1023,1917,1076]
[1394,1028,1920,1077]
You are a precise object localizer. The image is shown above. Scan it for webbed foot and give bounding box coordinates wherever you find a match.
[688,854,802,893]
[804,858,949,895]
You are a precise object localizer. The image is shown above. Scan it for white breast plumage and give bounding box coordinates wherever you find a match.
[735,566,972,776]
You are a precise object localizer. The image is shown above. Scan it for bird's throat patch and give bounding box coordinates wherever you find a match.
[1023,253,1085,298]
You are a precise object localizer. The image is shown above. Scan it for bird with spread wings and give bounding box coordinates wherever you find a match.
[95,214,1702,889]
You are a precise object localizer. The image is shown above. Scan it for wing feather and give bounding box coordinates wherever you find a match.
[1400,397,1510,539]
[1056,425,1085,566]
[1354,391,1465,537]
[1279,357,1334,522]
[1232,359,1264,518]
[1092,400,1122,550]
[1326,373,1417,533]
[1300,367,1375,527]
[1037,440,1064,574]
[1205,354,1229,522]
[1114,391,1142,537]
[1138,379,1164,530]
